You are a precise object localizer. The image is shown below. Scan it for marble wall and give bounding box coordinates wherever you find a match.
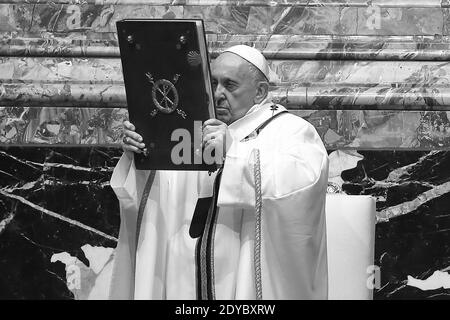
[0,147,119,299]
[342,150,450,298]
[1,0,450,299]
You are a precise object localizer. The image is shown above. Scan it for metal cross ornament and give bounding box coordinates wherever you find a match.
[270,105,278,116]
[145,72,187,119]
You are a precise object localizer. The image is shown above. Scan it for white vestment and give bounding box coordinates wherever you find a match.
[108,99,329,300]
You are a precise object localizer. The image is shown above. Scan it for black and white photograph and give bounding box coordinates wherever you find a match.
[1,0,450,307]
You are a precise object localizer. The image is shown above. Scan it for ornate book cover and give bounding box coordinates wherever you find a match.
[117,19,216,170]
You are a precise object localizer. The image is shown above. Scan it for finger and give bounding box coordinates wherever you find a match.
[123,135,146,149]
[203,139,224,159]
[123,120,136,131]
[203,125,225,137]
[203,118,224,127]
[203,136,226,155]
[202,132,218,146]
[203,139,216,153]
[202,125,215,137]
[122,143,143,154]
[124,129,144,145]
[123,143,148,156]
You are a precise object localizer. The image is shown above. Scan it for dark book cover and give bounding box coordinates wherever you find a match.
[117,19,216,170]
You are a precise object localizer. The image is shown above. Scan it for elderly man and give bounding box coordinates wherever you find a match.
[109,45,329,300]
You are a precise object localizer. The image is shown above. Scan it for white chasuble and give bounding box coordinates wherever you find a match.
[108,99,329,300]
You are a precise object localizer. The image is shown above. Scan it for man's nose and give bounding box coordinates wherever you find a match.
[214,84,225,100]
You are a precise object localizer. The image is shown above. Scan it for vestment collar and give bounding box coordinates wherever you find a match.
[227,96,287,142]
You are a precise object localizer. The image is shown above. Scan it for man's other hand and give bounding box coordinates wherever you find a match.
[202,119,232,159]
[122,120,147,156]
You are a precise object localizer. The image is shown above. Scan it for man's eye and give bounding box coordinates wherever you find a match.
[226,82,237,90]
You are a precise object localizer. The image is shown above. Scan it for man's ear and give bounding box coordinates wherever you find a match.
[254,81,269,104]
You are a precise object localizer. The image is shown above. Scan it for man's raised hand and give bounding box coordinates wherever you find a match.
[122,120,147,156]
[202,118,232,161]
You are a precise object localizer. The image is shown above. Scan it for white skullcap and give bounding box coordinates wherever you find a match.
[223,45,270,82]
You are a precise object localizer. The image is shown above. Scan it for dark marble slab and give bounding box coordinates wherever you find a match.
[1,146,450,299]
[341,150,450,299]
[0,146,120,299]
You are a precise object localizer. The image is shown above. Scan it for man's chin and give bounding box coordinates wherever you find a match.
[216,115,231,124]
[215,109,231,124]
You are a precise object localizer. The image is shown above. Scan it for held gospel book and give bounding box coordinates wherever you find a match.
[117,19,216,170]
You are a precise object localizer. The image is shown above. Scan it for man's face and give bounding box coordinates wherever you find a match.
[211,53,258,125]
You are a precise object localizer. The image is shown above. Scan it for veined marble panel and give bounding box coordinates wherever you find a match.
[1,147,449,299]
[210,34,450,61]
[297,110,450,149]
[2,58,450,109]
[0,107,127,144]
[0,3,447,37]
[2,34,450,61]
[0,0,445,7]
[340,7,446,36]
[268,60,450,85]
[1,107,450,149]
[3,57,450,87]
[341,150,450,299]
[6,83,450,110]
[0,146,120,299]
